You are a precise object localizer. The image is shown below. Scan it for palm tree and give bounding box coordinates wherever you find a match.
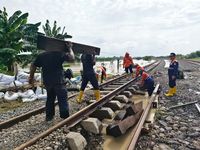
[42,20,72,40]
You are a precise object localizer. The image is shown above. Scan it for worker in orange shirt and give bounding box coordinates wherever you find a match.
[139,69,154,96]
[134,64,145,78]
[123,52,134,77]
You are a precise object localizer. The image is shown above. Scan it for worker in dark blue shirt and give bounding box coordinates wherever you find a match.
[77,53,100,103]
[29,43,74,121]
[165,52,179,97]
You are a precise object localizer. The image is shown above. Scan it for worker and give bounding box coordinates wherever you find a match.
[135,64,144,77]
[77,53,100,103]
[123,52,134,77]
[139,69,154,96]
[96,63,107,83]
[29,42,75,121]
[165,52,179,97]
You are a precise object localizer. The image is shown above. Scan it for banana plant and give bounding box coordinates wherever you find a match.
[42,20,72,40]
[0,7,40,72]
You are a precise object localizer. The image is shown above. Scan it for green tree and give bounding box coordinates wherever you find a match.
[42,20,72,40]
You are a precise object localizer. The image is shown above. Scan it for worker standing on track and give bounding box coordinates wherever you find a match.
[139,69,155,96]
[135,64,144,78]
[123,52,134,78]
[29,43,74,121]
[77,53,100,103]
[165,52,179,97]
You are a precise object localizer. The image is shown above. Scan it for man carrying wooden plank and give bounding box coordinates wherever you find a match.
[29,43,74,121]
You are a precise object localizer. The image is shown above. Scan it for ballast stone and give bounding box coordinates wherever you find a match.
[81,118,102,134]
[66,132,87,150]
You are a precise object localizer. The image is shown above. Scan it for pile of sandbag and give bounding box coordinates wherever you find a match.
[0,74,15,88]
[1,86,47,102]
[0,72,42,89]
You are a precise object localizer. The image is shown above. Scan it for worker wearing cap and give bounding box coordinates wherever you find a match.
[123,52,134,77]
[135,64,145,78]
[29,43,75,121]
[165,52,179,97]
[139,69,154,96]
[77,53,100,103]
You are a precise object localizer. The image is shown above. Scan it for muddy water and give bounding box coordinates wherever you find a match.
[103,94,149,150]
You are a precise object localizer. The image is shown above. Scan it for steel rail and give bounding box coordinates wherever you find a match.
[127,84,160,150]
[15,61,160,150]
[0,61,158,130]
[0,73,126,130]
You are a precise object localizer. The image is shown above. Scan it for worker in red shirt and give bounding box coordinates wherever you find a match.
[135,64,144,78]
[139,69,154,96]
[123,52,134,77]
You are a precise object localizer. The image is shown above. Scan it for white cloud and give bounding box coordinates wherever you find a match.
[1,0,200,56]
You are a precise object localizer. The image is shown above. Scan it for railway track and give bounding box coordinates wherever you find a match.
[186,60,200,66]
[7,61,161,150]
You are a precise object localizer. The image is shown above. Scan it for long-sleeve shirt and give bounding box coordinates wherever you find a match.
[168,60,179,77]
[136,65,144,77]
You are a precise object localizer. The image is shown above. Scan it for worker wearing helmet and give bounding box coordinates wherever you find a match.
[165,52,179,97]
[77,53,100,103]
[123,52,134,77]
[139,69,154,96]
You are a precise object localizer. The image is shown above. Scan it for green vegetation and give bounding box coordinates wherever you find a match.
[42,20,72,40]
[0,7,40,71]
[143,56,154,61]
[185,51,200,59]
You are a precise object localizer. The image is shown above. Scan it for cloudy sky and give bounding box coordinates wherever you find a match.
[1,0,200,57]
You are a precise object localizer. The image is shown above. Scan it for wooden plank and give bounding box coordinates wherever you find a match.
[37,34,100,55]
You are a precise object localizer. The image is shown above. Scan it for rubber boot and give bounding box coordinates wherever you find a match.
[94,90,100,101]
[77,90,84,103]
[173,86,176,94]
[164,88,174,97]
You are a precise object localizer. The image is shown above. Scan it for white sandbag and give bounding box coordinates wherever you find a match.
[0,83,9,88]
[22,94,37,102]
[0,74,15,84]
[0,92,4,99]
[9,81,23,87]
[35,86,47,100]
[22,82,29,86]
[37,94,47,100]
[17,71,29,83]
[35,86,47,95]
[18,89,35,98]
[4,91,19,101]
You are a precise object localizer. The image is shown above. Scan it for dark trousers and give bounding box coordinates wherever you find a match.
[101,74,105,83]
[81,73,99,91]
[169,76,176,88]
[46,84,69,119]
[144,77,154,96]
[125,65,133,74]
